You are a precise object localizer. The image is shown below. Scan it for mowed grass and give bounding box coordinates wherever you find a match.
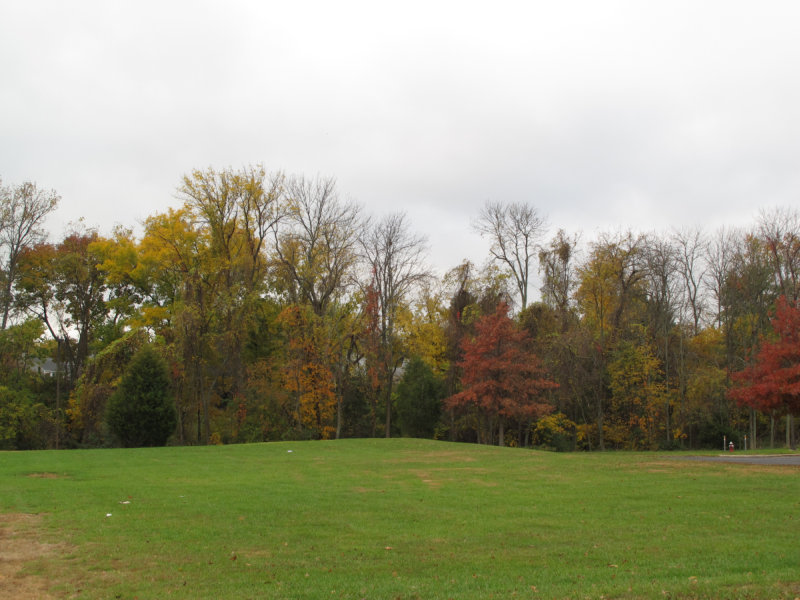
[1,439,799,599]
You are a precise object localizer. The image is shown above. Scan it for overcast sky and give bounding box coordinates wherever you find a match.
[3,1,800,279]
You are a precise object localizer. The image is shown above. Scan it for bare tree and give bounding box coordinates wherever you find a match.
[0,180,60,329]
[643,232,680,332]
[758,206,800,302]
[273,175,362,315]
[473,200,546,310]
[538,229,580,327]
[705,227,742,328]
[672,227,708,334]
[271,175,363,439]
[361,213,430,437]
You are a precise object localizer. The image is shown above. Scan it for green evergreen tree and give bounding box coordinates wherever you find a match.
[395,356,444,438]
[106,345,176,447]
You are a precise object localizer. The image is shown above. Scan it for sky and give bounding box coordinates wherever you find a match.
[3,1,800,279]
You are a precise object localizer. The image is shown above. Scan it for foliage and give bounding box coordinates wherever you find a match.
[360,212,430,437]
[0,179,60,329]
[394,355,444,438]
[446,302,557,445]
[606,338,669,449]
[531,412,578,451]
[8,173,800,450]
[0,385,49,449]
[278,305,337,439]
[67,329,150,446]
[729,296,800,414]
[106,345,176,447]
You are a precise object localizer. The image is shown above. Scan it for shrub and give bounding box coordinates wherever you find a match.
[532,412,577,452]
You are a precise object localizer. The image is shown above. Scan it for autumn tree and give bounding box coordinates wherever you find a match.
[360,213,429,437]
[446,302,556,446]
[728,296,800,422]
[538,229,579,330]
[0,180,60,329]
[144,166,287,444]
[682,327,730,447]
[16,226,108,386]
[722,233,776,382]
[137,208,210,443]
[272,175,362,437]
[606,335,669,449]
[473,200,546,310]
[573,231,648,448]
[758,207,800,302]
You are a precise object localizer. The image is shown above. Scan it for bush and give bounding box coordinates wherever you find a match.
[532,412,577,452]
[106,345,176,447]
[0,386,49,450]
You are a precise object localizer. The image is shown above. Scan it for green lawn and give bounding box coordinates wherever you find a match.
[1,439,799,599]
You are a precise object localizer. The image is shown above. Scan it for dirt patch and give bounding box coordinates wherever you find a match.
[411,470,449,488]
[353,486,386,493]
[0,514,64,600]
[26,472,66,479]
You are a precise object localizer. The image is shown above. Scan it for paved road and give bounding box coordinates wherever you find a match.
[682,454,800,465]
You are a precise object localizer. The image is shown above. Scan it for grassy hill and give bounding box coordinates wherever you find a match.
[2,439,799,599]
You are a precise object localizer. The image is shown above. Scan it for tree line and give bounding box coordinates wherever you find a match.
[0,168,797,450]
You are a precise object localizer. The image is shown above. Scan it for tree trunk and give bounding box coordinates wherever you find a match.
[597,393,605,451]
[335,397,342,440]
[384,356,397,438]
[201,386,211,445]
[770,411,775,448]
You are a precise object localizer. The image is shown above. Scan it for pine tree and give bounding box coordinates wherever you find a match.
[106,345,176,447]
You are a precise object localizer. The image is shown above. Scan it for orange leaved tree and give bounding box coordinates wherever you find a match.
[446,302,557,445]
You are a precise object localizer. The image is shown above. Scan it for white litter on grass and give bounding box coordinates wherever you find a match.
[105,513,112,517]
[119,500,131,505]
[287,450,293,453]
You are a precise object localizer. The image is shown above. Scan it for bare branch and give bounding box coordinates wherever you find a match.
[473,200,546,309]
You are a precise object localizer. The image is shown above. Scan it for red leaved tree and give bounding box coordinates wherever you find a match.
[446,302,557,445]
[728,296,800,415]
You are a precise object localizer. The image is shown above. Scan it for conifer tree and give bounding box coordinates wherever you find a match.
[107,345,176,447]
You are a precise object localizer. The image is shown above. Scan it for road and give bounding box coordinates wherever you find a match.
[682,454,800,465]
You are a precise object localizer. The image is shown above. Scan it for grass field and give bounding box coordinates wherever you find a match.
[1,439,799,599]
